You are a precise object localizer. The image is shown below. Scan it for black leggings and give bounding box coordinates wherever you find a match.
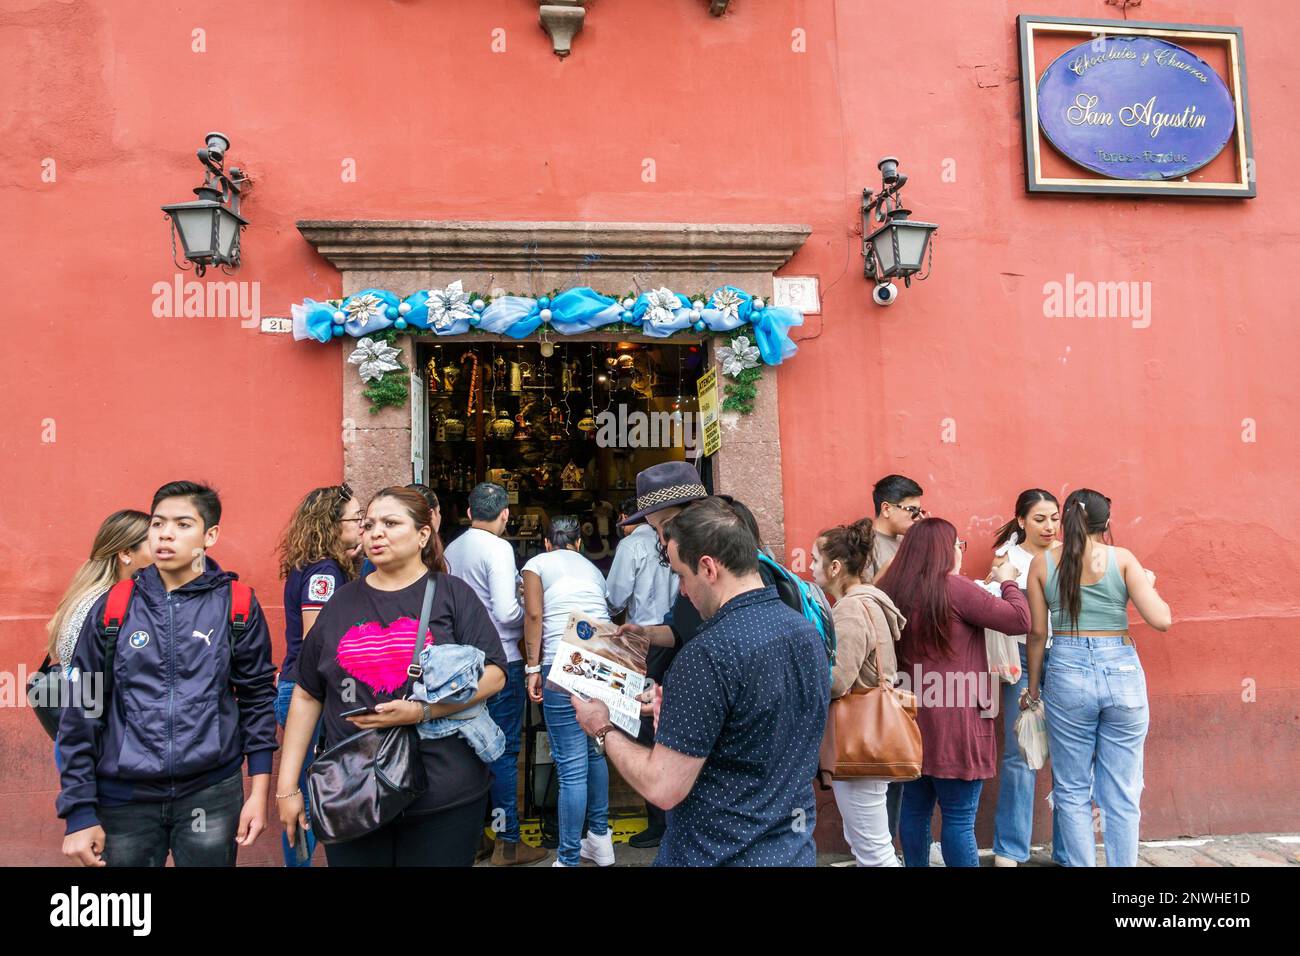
[323,795,488,867]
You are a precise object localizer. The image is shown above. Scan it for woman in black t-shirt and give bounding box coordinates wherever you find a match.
[276,486,507,867]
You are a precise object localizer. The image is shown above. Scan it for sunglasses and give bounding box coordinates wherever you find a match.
[890,502,928,521]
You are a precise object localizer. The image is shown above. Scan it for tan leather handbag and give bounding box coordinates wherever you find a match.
[818,636,923,784]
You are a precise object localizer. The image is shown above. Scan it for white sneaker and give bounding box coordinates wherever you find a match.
[579,829,616,867]
[993,854,1019,868]
[552,859,571,867]
[929,841,946,867]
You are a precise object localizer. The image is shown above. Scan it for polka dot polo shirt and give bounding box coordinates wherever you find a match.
[653,585,831,867]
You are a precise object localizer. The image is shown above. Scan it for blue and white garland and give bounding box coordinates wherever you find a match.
[292,281,804,367]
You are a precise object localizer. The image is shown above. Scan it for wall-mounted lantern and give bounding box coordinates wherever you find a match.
[862,156,937,305]
[162,132,248,276]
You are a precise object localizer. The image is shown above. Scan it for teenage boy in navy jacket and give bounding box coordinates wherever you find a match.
[57,481,278,866]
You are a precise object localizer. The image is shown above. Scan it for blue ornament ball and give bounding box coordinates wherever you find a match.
[693,320,706,332]
[537,296,551,309]
[394,318,408,330]
[331,325,345,338]
[386,305,399,320]
[621,310,634,322]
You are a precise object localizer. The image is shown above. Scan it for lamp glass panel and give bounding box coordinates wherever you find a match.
[174,207,217,258]
[873,229,898,276]
[897,224,931,271]
[216,208,241,261]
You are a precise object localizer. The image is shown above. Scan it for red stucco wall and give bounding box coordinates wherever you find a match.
[2,0,1296,865]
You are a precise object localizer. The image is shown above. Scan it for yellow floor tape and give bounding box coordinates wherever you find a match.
[486,813,648,847]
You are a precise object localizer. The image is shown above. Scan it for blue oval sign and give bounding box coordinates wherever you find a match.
[1036,36,1236,180]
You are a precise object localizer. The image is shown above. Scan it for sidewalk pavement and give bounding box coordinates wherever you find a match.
[477,830,1300,867]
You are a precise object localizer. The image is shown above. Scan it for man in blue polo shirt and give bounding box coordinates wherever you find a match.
[572,496,829,866]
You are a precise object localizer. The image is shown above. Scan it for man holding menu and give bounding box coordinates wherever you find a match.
[571,496,830,866]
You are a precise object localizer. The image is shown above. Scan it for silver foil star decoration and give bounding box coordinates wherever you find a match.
[427,280,476,331]
[348,337,403,383]
[644,287,682,327]
[343,293,385,328]
[709,286,744,320]
[717,335,761,377]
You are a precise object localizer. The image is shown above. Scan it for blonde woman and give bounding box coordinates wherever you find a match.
[45,510,152,766]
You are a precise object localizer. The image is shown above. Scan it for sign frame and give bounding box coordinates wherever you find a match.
[1018,14,1255,198]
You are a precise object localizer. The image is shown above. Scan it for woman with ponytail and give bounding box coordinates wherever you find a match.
[812,518,905,866]
[878,518,1030,866]
[278,487,507,866]
[271,484,362,866]
[1024,489,1170,867]
[45,511,152,766]
[980,489,1063,867]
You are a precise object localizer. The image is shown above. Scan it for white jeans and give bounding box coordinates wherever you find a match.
[832,778,901,867]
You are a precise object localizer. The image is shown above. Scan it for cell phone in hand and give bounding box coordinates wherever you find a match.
[340,706,375,719]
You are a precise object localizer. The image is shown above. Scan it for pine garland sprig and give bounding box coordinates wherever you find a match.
[721,366,762,415]
[361,329,409,413]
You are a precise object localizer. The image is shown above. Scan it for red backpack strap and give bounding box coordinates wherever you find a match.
[229,581,253,635]
[101,579,136,635]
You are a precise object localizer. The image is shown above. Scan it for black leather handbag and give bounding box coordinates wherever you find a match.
[306,576,434,844]
[27,656,64,741]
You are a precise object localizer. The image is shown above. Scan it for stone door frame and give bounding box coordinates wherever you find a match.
[298,219,811,556]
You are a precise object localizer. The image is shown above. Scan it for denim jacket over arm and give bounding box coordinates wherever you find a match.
[410,642,506,763]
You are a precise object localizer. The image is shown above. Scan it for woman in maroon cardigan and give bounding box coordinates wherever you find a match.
[878,518,1029,866]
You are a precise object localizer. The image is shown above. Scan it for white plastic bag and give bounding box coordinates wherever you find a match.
[1015,697,1049,770]
[984,629,1022,684]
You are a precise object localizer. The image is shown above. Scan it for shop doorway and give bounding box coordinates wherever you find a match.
[413,337,711,571]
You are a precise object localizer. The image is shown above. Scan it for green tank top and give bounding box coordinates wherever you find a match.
[1045,545,1130,632]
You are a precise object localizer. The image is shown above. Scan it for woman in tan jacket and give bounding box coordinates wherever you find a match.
[812,520,905,867]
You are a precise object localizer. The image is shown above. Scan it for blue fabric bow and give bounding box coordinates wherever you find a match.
[748,305,804,364]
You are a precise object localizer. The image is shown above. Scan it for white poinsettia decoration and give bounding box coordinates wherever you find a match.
[427,280,476,330]
[343,292,385,328]
[348,337,403,383]
[709,286,743,320]
[644,287,682,326]
[717,335,761,377]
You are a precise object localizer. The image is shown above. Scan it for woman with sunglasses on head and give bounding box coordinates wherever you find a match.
[278,487,507,866]
[979,489,1065,867]
[877,518,1029,866]
[272,484,363,866]
[1024,489,1170,867]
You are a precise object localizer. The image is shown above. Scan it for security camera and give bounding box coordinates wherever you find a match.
[204,131,231,164]
[872,281,899,306]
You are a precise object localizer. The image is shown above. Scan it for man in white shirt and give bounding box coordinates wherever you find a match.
[607,498,679,849]
[606,498,678,628]
[443,482,546,866]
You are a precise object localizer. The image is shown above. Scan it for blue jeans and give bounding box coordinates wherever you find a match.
[1044,636,1148,867]
[543,686,610,867]
[275,679,319,868]
[486,660,526,843]
[99,770,244,866]
[899,776,984,867]
[993,642,1065,863]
